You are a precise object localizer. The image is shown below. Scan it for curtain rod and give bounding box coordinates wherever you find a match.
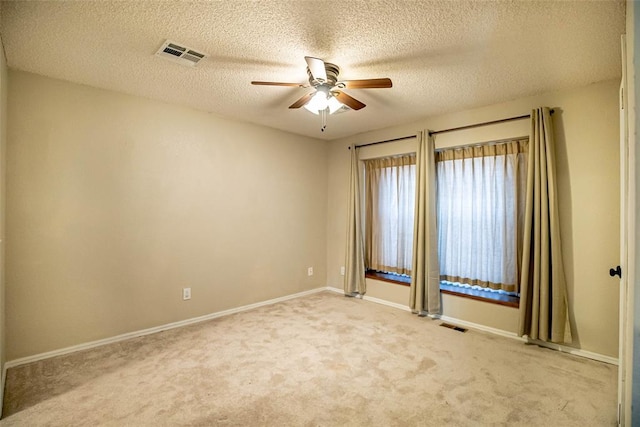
[347,109,555,149]
[429,109,554,136]
[347,135,416,150]
[434,135,529,152]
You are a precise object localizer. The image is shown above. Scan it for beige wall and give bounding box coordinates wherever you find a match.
[6,70,328,360]
[327,79,621,357]
[0,25,7,381]
[4,70,621,361]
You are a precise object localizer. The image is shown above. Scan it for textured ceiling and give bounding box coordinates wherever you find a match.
[0,1,626,140]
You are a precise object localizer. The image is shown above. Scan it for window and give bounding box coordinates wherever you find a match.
[362,139,526,305]
[436,139,528,297]
[363,154,416,278]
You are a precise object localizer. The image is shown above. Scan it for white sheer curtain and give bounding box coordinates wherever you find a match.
[364,155,416,275]
[436,139,528,293]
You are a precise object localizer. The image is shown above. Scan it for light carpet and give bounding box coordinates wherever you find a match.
[1,291,617,426]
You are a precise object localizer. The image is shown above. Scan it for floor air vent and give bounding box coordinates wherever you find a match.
[155,40,206,67]
[440,323,468,333]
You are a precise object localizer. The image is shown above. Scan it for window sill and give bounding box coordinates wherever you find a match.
[365,270,519,308]
[365,270,410,286]
[440,283,519,308]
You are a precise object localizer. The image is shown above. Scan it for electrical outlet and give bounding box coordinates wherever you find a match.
[307,267,314,276]
[340,266,345,276]
[182,287,191,300]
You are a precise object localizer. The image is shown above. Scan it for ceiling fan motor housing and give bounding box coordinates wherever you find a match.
[307,62,340,87]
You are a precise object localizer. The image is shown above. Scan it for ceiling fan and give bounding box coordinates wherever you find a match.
[251,56,392,131]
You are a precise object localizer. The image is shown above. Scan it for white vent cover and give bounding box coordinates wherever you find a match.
[155,40,206,67]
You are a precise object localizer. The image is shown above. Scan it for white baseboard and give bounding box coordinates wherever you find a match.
[325,286,344,295]
[436,314,522,341]
[327,285,618,366]
[524,337,618,365]
[5,286,618,370]
[5,287,328,370]
[363,295,412,312]
[434,314,618,365]
[326,286,411,312]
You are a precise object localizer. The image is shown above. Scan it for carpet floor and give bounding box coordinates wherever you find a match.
[1,291,617,426]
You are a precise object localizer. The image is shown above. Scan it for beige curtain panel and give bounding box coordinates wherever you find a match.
[518,108,571,344]
[410,132,441,315]
[344,144,366,296]
[364,154,416,275]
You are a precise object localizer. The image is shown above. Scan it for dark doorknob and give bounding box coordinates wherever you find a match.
[609,265,622,278]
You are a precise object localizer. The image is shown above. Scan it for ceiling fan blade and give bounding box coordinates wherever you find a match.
[334,91,366,111]
[289,92,315,109]
[341,78,393,89]
[305,56,328,82]
[251,81,306,87]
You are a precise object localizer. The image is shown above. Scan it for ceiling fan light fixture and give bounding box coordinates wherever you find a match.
[327,96,343,114]
[304,91,329,114]
[303,91,343,115]
[303,93,324,115]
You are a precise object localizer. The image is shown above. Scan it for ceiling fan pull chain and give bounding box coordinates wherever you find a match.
[321,108,327,132]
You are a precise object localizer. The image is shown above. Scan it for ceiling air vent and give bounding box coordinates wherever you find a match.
[155,40,207,67]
